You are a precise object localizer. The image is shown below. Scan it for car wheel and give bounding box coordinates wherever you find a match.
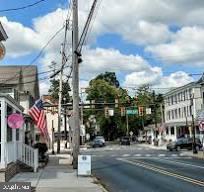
[176,146,181,151]
[196,145,200,151]
[169,149,173,151]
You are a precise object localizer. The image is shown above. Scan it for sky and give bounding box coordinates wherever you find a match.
[1,0,204,96]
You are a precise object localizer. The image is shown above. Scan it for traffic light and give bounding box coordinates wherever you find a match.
[104,107,109,118]
[121,107,126,116]
[139,106,144,116]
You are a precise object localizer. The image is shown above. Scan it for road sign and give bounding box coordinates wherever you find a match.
[126,109,138,115]
[146,108,151,115]
[129,131,133,136]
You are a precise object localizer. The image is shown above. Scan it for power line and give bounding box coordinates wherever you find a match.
[1,25,65,84]
[0,0,47,13]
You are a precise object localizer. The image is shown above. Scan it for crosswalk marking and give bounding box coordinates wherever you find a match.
[158,154,165,157]
[123,154,130,157]
[134,154,141,157]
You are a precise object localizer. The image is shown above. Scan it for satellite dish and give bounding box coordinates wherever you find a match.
[0,42,6,60]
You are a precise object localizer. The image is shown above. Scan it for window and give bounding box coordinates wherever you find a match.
[187,106,189,117]
[184,107,186,117]
[178,108,181,118]
[7,105,13,142]
[168,111,170,120]
[171,127,175,135]
[172,110,174,119]
[175,109,178,119]
[171,96,173,105]
[166,127,169,135]
[16,129,20,141]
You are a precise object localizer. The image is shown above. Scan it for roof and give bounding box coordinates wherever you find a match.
[0,22,8,41]
[0,94,24,111]
[0,65,39,99]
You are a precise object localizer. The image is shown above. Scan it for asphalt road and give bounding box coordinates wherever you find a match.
[82,144,204,192]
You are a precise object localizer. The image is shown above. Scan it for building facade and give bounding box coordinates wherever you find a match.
[164,74,204,142]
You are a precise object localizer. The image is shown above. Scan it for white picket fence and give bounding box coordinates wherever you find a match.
[7,142,38,172]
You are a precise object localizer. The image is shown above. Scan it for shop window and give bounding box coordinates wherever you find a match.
[171,127,175,135]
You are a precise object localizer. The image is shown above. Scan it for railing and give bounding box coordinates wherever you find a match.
[17,142,38,172]
[7,142,15,164]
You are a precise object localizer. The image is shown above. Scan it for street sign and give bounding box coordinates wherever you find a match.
[108,109,114,116]
[126,109,138,115]
[146,108,151,115]
[129,131,133,136]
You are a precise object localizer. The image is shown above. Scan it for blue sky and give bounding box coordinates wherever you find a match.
[1,0,204,94]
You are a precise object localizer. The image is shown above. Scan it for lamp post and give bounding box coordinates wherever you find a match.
[190,94,198,154]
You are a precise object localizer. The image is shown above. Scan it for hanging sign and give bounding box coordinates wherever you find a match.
[7,113,24,129]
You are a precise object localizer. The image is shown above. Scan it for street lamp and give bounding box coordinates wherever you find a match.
[190,94,198,154]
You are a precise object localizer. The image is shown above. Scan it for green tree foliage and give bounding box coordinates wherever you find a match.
[48,79,71,103]
[93,72,120,88]
[85,73,129,140]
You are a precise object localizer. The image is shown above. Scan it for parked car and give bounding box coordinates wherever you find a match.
[120,136,130,145]
[137,135,146,143]
[167,137,202,151]
[92,136,105,148]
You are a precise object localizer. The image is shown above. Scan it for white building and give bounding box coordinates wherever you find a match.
[164,74,204,142]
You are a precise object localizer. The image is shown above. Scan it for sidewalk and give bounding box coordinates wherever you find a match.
[180,150,204,160]
[138,143,167,150]
[139,143,204,160]
[10,153,106,192]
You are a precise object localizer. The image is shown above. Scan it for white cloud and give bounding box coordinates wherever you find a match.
[1,17,39,57]
[80,47,150,79]
[39,81,50,96]
[123,67,162,87]
[159,71,194,88]
[146,26,204,66]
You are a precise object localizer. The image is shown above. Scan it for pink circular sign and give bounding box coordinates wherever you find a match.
[7,113,24,129]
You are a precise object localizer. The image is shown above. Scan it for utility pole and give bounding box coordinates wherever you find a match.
[126,110,129,136]
[190,94,198,154]
[72,0,80,169]
[57,18,69,153]
[52,120,55,154]
[63,98,68,148]
[57,44,63,154]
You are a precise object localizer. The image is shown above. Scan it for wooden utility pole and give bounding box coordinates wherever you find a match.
[72,0,80,169]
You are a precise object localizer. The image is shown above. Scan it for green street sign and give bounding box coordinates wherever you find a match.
[126,109,138,115]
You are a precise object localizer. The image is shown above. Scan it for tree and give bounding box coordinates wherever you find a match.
[48,79,71,103]
[92,72,120,88]
[85,73,129,140]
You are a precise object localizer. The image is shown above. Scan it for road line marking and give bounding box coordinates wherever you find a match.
[160,158,204,169]
[145,154,151,157]
[123,154,130,157]
[117,158,204,187]
[158,154,165,157]
[171,154,178,157]
[134,154,141,157]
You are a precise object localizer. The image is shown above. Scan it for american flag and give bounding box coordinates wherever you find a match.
[28,99,49,140]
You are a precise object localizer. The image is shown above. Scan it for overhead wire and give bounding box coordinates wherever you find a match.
[1,25,65,84]
[0,0,47,13]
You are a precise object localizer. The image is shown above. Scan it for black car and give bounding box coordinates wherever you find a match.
[167,137,202,151]
[120,136,130,145]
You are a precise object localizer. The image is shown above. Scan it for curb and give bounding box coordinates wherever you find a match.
[92,176,109,192]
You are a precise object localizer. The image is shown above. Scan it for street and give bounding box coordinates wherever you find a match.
[83,144,204,192]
